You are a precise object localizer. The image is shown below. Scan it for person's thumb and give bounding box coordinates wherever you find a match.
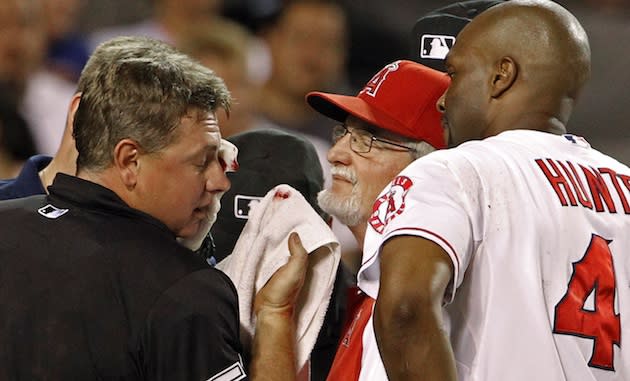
[285,232,308,283]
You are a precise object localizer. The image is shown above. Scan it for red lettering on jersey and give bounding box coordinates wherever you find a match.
[537,159,630,214]
[560,161,593,209]
[359,61,400,98]
[535,159,577,206]
[580,165,616,213]
[553,234,620,371]
[599,168,630,214]
[391,175,413,189]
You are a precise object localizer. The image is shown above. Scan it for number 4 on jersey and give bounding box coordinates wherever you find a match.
[553,234,621,371]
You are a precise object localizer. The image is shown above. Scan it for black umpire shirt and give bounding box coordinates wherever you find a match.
[0,174,247,380]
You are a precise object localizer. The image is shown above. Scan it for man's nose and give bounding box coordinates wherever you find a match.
[436,91,447,113]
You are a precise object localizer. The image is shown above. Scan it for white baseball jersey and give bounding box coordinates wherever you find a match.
[358,130,630,381]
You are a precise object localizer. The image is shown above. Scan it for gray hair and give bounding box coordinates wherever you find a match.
[407,140,437,160]
[73,36,231,171]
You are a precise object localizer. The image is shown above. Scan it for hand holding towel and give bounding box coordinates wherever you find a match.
[217,184,340,369]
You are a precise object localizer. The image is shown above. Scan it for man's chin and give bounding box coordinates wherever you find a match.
[318,190,363,227]
[319,188,348,202]
[177,213,218,251]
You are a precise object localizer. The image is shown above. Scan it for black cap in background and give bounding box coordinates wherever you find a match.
[412,0,506,72]
[209,128,327,263]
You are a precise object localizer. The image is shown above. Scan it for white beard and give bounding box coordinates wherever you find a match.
[318,165,364,227]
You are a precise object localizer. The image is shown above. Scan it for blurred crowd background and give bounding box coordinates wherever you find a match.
[1,0,629,181]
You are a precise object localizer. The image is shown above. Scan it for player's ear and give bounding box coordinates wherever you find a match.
[490,56,517,98]
[113,138,142,190]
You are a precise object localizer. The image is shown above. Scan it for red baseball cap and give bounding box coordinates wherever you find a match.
[306,60,449,149]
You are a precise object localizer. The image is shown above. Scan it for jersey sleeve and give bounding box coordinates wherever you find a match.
[141,268,248,381]
[360,151,482,303]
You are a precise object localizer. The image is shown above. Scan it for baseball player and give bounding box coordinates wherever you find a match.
[364,1,630,380]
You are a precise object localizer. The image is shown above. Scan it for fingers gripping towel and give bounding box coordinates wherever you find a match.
[216,184,340,369]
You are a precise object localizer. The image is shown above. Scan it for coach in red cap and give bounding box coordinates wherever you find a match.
[305,59,448,381]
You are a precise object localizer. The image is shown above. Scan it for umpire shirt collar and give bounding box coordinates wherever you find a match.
[48,173,176,239]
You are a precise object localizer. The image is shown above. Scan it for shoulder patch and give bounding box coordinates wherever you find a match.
[207,361,246,381]
[368,176,413,233]
[38,204,69,219]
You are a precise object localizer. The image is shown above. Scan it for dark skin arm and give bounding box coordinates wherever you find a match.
[374,235,456,381]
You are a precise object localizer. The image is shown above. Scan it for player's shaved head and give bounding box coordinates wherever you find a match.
[440,0,591,145]
[466,0,589,95]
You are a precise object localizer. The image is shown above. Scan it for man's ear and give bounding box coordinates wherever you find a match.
[491,56,517,98]
[69,93,81,118]
[113,139,142,190]
[62,92,81,142]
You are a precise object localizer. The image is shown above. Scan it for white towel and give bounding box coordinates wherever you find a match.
[216,184,340,369]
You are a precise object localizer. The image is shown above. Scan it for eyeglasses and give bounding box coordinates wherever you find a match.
[332,124,414,154]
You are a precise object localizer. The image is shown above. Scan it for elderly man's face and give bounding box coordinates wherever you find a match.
[318,116,414,229]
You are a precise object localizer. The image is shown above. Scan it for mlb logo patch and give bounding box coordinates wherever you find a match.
[420,34,456,60]
[563,134,590,148]
[233,195,262,219]
[38,204,69,219]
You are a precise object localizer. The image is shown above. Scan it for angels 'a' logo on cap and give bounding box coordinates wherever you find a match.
[368,175,413,233]
[360,60,401,98]
[420,34,455,60]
